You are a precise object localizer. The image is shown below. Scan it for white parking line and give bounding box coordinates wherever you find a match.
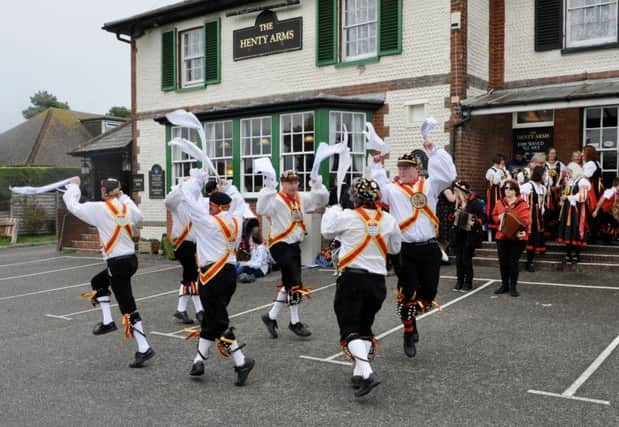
[0,256,67,268]
[151,281,339,339]
[299,279,496,366]
[528,334,619,406]
[1,265,180,302]
[0,262,104,282]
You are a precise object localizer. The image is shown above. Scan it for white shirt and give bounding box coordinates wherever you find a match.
[63,184,143,260]
[545,161,566,187]
[180,178,242,267]
[485,166,508,185]
[165,185,197,243]
[321,206,401,275]
[566,178,591,206]
[371,147,457,243]
[247,244,270,275]
[520,181,547,215]
[256,178,329,245]
[602,188,617,200]
[583,161,600,178]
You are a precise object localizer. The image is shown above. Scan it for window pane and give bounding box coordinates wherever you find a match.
[602,150,617,169]
[586,108,602,128]
[304,113,314,132]
[586,129,601,147]
[602,128,617,149]
[293,134,302,152]
[603,107,618,127]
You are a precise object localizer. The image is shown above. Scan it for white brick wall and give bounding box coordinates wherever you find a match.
[467,0,489,83]
[135,0,451,113]
[505,0,619,82]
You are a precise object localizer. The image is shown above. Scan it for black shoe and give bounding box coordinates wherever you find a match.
[494,285,509,294]
[234,357,255,386]
[261,314,279,338]
[351,375,363,389]
[461,284,473,291]
[453,283,463,292]
[525,262,535,272]
[354,373,381,397]
[174,310,194,324]
[195,311,204,324]
[92,321,117,335]
[572,255,580,264]
[563,255,573,264]
[510,288,520,297]
[289,322,312,337]
[189,360,205,376]
[129,347,155,368]
[403,332,416,357]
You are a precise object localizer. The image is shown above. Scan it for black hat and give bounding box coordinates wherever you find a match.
[351,178,381,205]
[280,170,300,182]
[396,152,419,168]
[101,178,120,193]
[453,180,470,193]
[209,191,232,207]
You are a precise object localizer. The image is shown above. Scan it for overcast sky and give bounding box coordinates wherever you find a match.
[0,0,179,133]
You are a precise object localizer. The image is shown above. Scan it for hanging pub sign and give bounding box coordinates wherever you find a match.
[512,127,553,159]
[148,164,165,199]
[233,9,302,61]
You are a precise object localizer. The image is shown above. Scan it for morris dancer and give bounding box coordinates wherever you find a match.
[557,163,591,263]
[176,172,254,386]
[257,170,329,339]
[165,179,204,324]
[370,118,457,357]
[583,145,604,241]
[485,154,509,231]
[592,178,619,243]
[321,178,401,397]
[520,166,547,272]
[63,177,154,368]
[544,148,566,239]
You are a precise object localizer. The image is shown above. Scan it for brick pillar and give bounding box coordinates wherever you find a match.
[489,0,505,89]
[450,0,468,169]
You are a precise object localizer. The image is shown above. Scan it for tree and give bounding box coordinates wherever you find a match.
[22,91,70,119]
[107,106,130,118]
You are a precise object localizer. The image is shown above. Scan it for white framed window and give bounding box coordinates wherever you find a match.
[584,106,618,187]
[329,111,367,185]
[512,110,555,129]
[405,101,427,127]
[342,0,378,61]
[180,28,204,87]
[205,120,233,181]
[241,116,272,194]
[171,127,199,185]
[566,0,618,48]
[281,112,315,192]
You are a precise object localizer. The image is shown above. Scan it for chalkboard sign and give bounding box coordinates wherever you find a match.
[148,165,165,199]
[132,174,144,192]
[513,127,553,158]
[233,10,302,61]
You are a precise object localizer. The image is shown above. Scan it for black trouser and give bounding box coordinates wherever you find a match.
[174,241,198,284]
[91,254,139,314]
[269,242,302,290]
[334,269,386,342]
[198,263,237,341]
[397,241,442,302]
[454,242,475,286]
[496,240,526,288]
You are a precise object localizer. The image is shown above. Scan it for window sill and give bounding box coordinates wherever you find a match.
[175,85,205,93]
[334,56,380,68]
[561,42,619,55]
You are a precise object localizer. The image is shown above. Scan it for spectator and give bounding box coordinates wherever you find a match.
[506,148,528,176]
[238,231,271,283]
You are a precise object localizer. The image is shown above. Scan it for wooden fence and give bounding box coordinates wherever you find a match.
[10,193,59,235]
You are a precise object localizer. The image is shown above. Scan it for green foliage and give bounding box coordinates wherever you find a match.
[107,106,130,118]
[20,198,50,233]
[0,167,80,202]
[0,234,56,248]
[22,90,70,119]
[161,234,177,261]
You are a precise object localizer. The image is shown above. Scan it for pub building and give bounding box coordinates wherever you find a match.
[101,0,619,257]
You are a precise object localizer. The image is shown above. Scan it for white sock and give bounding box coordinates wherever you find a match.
[194,338,213,363]
[132,320,150,353]
[192,295,203,313]
[177,295,190,312]
[348,339,372,379]
[363,340,372,353]
[268,288,287,320]
[231,341,246,367]
[289,304,300,324]
[97,296,113,325]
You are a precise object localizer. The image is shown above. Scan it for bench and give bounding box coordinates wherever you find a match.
[0,218,17,244]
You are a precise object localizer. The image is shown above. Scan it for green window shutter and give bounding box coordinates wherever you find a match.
[204,19,221,85]
[316,0,337,66]
[161,29,177,91]
[379,0,402,56]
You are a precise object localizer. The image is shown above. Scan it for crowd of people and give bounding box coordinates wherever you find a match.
[57,123,619,400]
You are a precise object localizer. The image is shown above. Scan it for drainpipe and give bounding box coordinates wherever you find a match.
[450,107,471,167]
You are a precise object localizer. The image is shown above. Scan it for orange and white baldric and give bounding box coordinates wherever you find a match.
[395,179,439,235]
[102,199,133,256]
[268,192,307,247]
[198,215,239,286]
[338,208,388,271]
[173,220,193,250]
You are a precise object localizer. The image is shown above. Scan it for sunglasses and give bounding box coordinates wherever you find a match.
[504,186,516,190]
